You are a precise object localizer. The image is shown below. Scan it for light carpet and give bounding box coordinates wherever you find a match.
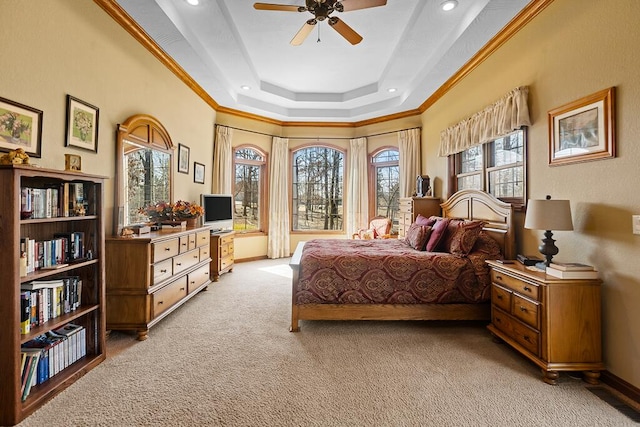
[18,258,637,426]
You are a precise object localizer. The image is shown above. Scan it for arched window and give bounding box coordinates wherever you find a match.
[371,148,400,229]
[234,146,267,233]
[292,145,344,231]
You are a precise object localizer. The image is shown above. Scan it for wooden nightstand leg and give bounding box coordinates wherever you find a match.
[542,369,559,385]
[136,329,149,341]
[583,370,601,385]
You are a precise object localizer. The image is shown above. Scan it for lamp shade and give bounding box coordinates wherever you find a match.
[524,198,573,231]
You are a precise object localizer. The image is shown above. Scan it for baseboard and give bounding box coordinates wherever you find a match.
[602,370,640,405]
[235,255,268,263]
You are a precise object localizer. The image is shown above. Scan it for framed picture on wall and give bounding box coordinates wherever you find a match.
[178,143,190,174]
[65,95,99,152]
[548,87,615,166]
[0,96,43,157]
[194,162,205,184]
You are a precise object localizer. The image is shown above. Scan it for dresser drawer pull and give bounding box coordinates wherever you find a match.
[523,286,531,292]
[496,275,503,280]
[190,280,195,285]
[160,269,167,273]
[158,300,164,305]
[164,247,171,251]
[519,306,527,312]
[176,262,182,266]
[523,335,531,342]
[193,255,199,259]
[180,287,185,291]
[496,295,503,300]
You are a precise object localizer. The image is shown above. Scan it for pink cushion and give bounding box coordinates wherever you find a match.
[445,220,485,255]
[370,217,391,238]
[425,218,450,252]
[414,214,437,227]
[405,224,432,251]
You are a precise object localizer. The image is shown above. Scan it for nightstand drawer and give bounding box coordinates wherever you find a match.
[492,308,539,356]
[491,283,512,312]
[512,294,540,329]
[491,270,539,301]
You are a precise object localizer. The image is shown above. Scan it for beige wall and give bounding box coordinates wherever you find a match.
[0,0,216,235]
[422,0,640,388]
[3,0,638,390]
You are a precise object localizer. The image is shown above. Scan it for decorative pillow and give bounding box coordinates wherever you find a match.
[425,218,450,252]
[472,231,502,258]
[445,220,485,255]
[415,214,437,227]
[404,224,432,251]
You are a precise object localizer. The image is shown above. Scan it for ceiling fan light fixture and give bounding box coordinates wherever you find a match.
[240,85,251,90]
[441,0,458,11]
[387,88,397,93]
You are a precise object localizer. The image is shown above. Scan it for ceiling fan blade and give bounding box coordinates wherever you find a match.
[291,20,316,46]
[338,0,387,12]
[328,17,362,45]
[253,3,303,12]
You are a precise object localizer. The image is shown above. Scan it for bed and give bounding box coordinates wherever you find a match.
[289,190,515,332]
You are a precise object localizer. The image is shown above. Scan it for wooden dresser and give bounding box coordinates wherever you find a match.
[210,230,235,281]
[398,197,441,239]
[486,260,603,385]
[105,226,212,340]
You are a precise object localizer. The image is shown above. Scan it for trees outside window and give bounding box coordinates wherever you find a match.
[234,146,266,233]
[292,146,344,231]
[451,129,526,208]
[371,148,400,228]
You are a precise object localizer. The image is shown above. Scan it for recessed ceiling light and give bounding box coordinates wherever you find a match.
[387,88,397,93]
[441,0,458,11]
[186,0,199,6]
[240,85,251,90]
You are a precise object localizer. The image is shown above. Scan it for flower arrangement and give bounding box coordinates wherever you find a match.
[138,200,203,221]
[0,112,31,141]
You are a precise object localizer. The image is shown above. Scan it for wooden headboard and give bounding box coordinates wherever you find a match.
[440,190,515,259]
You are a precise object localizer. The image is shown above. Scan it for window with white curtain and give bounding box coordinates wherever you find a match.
[371,148,400,226]
[292,145,344,231]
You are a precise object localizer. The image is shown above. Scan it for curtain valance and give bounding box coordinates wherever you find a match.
[438,86,531,157]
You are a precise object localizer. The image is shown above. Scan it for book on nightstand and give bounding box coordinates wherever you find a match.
[548,262,595,271]
[546,266,599,279]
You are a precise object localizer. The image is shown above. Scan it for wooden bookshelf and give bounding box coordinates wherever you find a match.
[0,165,106,425]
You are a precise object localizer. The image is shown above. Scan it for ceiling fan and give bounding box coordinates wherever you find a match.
[253,0,387,46]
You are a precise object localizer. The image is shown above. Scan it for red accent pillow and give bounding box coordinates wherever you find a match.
[415,214,437,227]
[425,218,450,252]
[445,220,485,255]
[404,224,433,250]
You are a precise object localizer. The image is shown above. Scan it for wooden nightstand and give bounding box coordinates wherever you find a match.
[210,230,234,281]
[485,260,604,385]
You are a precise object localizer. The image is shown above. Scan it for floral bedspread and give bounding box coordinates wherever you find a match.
[295,239,493,305]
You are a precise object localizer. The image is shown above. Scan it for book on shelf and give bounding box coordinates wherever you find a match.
[546,266,599,279]
[548,262,595,271]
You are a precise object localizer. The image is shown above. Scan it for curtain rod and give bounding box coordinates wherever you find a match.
[216,124,421,140]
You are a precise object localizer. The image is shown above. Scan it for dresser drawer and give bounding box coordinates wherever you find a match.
[491,270,539,301]
[152,238,180,263]
[492,308,539,356]
[491,283,512,313]
[399,198,412,211]
[220,234,234,247]
[152,259,173,285]
[221,242,234,258]
[173,249,200,275]
[187,263,210,293]
[179,235,191,254]
[187,233,197,251]
[196,230,210,247]
[153,276,187,317]
[199,245,210,261]
[512,294,540,329]
[220,254,234,271]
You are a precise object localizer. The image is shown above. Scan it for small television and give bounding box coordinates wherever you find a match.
[201,194,234,232]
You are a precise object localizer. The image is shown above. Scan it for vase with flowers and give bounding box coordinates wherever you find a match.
[172,200,204,227]
[138,200,204,228]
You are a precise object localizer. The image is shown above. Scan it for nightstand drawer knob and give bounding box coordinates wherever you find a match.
[523,286,531,292]
[519,306,527,312]
[496,275,503,280]
[497,295,503,300]
[523,335,531,342]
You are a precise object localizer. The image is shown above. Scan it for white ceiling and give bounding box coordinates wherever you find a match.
[115,0,531,123]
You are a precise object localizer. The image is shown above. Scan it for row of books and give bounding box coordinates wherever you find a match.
[546,262,599,279]
[20,183,86,219]
[21,324,87,401]
[20,277,82,334]
[20,233,85,275]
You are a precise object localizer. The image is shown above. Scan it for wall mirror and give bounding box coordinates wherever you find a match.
[114,114,174,234]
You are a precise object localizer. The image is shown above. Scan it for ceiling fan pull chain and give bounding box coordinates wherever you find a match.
[317,24,321,43]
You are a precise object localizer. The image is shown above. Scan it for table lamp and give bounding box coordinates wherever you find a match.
[524,195,573,269]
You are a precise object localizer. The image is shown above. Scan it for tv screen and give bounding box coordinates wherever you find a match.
[201,194,233,231]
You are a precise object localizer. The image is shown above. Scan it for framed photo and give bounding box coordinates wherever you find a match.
[0,96,42,157]
[65,95,99,152]
[65,153,82,171]
[194,162,205,184]
[178,143,190,174]
[548,87,615,166]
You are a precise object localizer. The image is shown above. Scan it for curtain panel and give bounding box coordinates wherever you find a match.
[267,137,290,259]
[438,86,531,157]
[346,137,369,237]
[212,125,233,193]
[398,128,421,198]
